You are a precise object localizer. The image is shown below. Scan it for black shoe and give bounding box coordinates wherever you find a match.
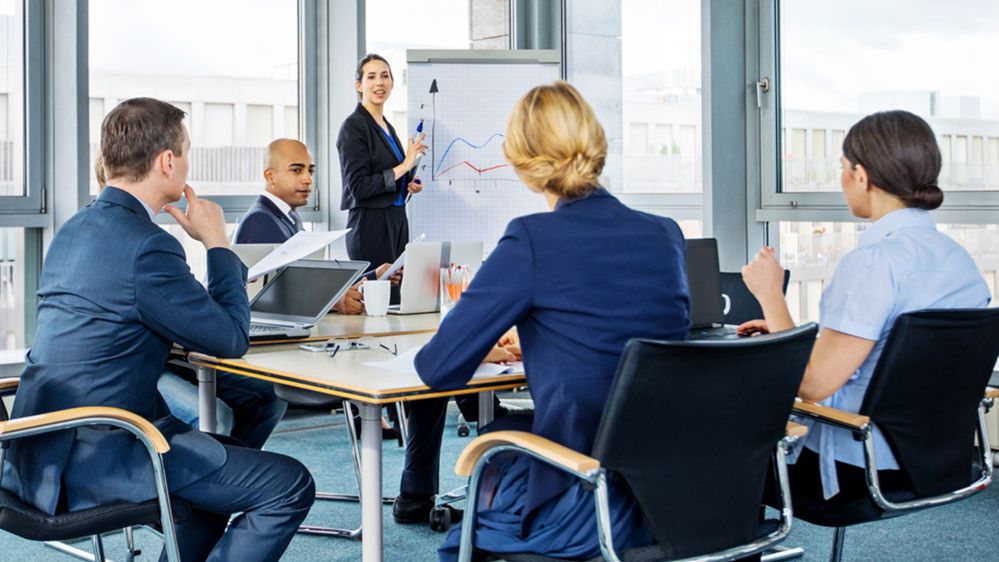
[393,494,435,524]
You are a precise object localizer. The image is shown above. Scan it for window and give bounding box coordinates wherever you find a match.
[88,0,300,198]
[365,0,494,143]
[0,0,27,201]
[0,227,31,350]
[778,221,998,324]
[621,0,701,195]
[777,0,999,195]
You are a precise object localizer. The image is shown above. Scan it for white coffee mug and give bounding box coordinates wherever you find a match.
[359,280,391,316]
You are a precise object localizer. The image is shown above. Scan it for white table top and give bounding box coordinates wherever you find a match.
[190,323,526,404]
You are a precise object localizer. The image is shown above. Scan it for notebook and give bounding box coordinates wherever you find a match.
[248,259,368,341]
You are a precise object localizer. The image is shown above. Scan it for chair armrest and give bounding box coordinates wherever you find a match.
[786,421,808,439]
[455,430,600,478]
[985,387,999,400]
[793,399,870,430]
[0,377,18,393]
[0,407,170,454]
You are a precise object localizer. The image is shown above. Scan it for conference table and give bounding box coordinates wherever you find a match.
[182,313,527,562]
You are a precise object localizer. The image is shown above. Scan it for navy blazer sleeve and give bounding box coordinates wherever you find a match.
[135,231,250,358]
[337,117,399,204]
[415,219,534,390]
[235,212,288,244]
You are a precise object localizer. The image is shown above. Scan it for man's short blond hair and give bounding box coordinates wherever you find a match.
[502,81,607,199]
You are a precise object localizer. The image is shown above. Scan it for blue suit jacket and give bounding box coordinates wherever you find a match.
[415,188,690,518]
[234,195,299,243]
[2,187,251,514]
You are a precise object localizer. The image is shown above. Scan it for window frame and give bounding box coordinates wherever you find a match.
[0,0,46,221]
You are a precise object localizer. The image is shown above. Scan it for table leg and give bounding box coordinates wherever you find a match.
[477,390,495,428]
[358,401,383,562]
[197,366,217,433]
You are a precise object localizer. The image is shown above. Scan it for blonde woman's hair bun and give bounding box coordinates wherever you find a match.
[503,81,606,199]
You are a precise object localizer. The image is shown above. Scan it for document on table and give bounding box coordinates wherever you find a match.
[364,346,521,379]
[248,229,350,281]
[377,233,426,280]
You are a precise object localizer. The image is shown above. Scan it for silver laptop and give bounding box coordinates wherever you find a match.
[233,244,326,299]
[443,241,484,270]
[389,241,443,315]
[249,259,369,341]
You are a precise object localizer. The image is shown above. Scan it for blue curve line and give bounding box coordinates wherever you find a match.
[435,133,505,171]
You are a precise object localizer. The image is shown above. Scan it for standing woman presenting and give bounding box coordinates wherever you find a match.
[337,53,427,267]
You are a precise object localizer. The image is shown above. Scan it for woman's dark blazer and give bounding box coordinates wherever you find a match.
[337,103,413,210]
[415,188,691,521]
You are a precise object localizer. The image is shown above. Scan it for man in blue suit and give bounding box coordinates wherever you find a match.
[234,138,314,244]
[2,98,314,561]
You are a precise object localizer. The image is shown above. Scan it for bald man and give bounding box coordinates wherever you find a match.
[235,139,314,243]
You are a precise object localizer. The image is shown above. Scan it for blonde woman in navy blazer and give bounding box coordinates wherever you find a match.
[414,82,691,561]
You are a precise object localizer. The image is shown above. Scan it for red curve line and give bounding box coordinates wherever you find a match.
[438,160,510,177]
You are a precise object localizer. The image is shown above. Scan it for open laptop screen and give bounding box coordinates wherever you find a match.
[251,262,362,319]
[685,238,725,329]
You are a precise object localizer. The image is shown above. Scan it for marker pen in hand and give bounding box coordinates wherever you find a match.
[411,119,425,173]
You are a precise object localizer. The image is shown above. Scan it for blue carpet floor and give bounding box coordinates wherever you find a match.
[2,405,998,561]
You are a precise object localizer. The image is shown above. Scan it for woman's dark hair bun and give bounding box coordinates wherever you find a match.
[906,183,944,210]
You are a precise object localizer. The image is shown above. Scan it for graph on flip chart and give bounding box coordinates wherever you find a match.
[406,50,560,251]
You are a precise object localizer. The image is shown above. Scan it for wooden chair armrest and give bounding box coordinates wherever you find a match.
[455,430,600,478]
[0,407,169,454]
[0,377,18,392]
[985,387,999,400]
[793,400,870,429]
[786,421,808,439]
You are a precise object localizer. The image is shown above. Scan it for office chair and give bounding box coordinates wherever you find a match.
[719,269,791,326]
[786,308,999,562]
[453,323,818,562]
[0,378,185,562]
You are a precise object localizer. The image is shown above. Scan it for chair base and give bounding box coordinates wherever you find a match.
[761,545,805,561]
[315,491,395,504]
[293,492,395,539]
[297,524,363,540]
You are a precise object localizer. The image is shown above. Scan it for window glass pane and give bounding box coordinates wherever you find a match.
[365,0,495,143]
[779,0,999,193]
[621,0,701,194]
[88,0,298,197]
[778,221,998,324]
[0,1,25,197]
[0,227,26,350]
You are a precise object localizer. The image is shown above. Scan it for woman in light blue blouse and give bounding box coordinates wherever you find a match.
[740,110,991,499]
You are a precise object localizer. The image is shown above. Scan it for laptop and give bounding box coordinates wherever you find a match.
[685,238,740,340]
[389,241,443,315]
[233,244,327,299]
[248,259,369,341]
[442,241,484,270]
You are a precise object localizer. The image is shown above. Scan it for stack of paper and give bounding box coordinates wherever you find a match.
[248,229,351,281]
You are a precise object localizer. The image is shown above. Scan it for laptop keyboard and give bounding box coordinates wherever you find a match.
[249,323,285,334]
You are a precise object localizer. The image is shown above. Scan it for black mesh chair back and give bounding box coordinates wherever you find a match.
[719,270,791,325]
[858,308,999,497]
[591,323,817,560]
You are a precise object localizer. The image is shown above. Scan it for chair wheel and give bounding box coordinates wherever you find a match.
[457,423,470,437]
[429,505,452,532]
